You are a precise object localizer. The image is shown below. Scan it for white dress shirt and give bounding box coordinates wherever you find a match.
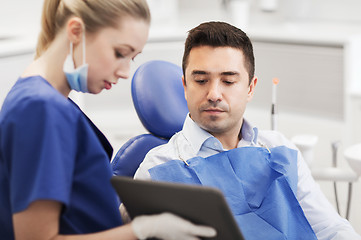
[135,115,361,240]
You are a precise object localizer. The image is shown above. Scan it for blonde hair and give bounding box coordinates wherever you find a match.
[35,0,150,59]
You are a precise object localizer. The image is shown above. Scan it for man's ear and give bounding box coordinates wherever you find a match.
[65,17,85,45]
[182,75,187,101]
[247,76,258,101]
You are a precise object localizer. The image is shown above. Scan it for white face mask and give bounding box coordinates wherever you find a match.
[63,31,89,93]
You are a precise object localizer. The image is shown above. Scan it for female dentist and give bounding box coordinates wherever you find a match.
[0,0,216,239]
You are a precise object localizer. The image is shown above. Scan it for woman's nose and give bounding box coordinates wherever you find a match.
[116,60,131,80]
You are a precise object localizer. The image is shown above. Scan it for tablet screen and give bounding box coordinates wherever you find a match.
[111,176,244,240]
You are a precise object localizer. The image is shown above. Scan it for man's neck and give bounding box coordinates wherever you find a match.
[213,132,240,150]
[211,121,243,150]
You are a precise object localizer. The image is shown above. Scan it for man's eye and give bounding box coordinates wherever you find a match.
[195,79,207,84]
[224,80,234,85]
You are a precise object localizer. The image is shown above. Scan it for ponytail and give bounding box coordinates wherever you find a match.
[34,0,150,59]
[35,0,62,59]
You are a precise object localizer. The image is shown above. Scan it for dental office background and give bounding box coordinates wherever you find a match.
[1,0,361,233]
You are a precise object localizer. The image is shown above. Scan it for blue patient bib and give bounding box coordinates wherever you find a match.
[149,146,317,240]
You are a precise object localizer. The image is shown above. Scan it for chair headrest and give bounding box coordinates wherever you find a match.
[111,134,168,177]
[131,60,188,139]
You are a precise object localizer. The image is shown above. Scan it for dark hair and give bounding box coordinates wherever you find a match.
[182,21,255,84]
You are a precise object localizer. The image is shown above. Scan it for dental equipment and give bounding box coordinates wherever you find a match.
[291,134,318,168]
[302,140,358,220]
[271,78,279,131]
[331,141,342,216]
[293,138,358,220]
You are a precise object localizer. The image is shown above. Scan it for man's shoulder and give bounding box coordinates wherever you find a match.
[134,132,185,179]
[146,132,185,161]
[257,129,297,150]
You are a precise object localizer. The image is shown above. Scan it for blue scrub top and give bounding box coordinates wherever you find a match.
[0,76,122,239]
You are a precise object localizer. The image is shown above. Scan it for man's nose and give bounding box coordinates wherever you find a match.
[207,81,222,102]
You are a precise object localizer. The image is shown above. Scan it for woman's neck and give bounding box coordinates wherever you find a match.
[22,37,71,97]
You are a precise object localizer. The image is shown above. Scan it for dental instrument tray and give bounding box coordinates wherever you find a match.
[111,176,245,240]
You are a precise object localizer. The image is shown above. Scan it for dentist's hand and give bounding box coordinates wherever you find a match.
[132,212,217,240]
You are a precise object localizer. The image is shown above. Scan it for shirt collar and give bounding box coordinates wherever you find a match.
[182,114,213,154]
[239,118,258,146]
[182,114,259,154]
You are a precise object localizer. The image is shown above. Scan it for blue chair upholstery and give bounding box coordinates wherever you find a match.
[111,60,188,177]
[111,134,167,176]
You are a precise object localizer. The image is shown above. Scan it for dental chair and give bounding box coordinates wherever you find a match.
[111,60,188,177]
[112,60,361,221]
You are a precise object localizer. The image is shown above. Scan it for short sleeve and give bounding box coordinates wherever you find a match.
[2,98,78,213]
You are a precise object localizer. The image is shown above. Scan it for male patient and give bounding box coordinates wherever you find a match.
[134,21,360,239]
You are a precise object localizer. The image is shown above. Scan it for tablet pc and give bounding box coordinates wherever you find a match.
[111,176,245,240]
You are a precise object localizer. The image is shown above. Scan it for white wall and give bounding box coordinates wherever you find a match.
[247,0,361,23]
[2,0,361,38]
[0,0,42,36]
